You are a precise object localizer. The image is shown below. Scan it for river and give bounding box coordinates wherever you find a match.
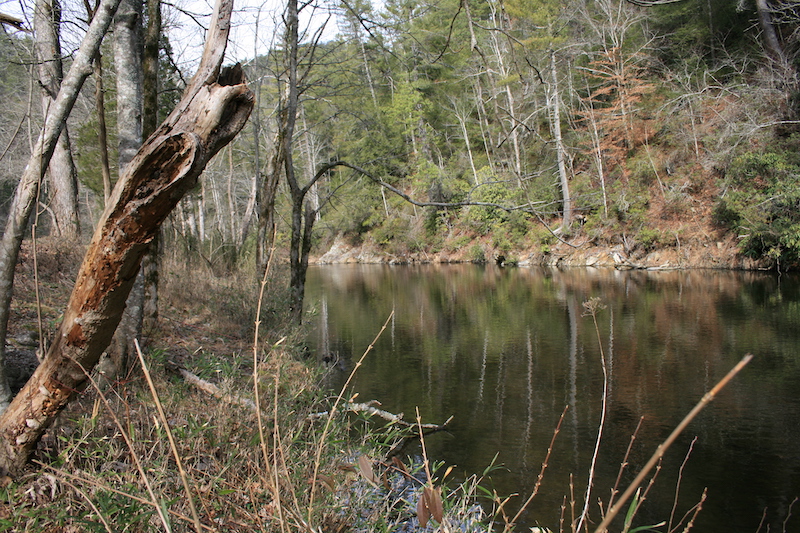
[306,264,800,532]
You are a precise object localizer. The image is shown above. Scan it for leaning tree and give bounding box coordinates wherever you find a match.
[0,0,253,475]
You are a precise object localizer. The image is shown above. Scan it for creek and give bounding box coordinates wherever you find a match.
[306,264,800,532]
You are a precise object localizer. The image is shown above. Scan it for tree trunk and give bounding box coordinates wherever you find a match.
[85,0,112,204]
[0,0,123,414]
[256,133,283,274]
[34,0,80,238]
[756,0,786,63]
[0,0,253,474]
[91,52,113,204]
[283,0,307,319]
[549,50,572,232]
[141,0,161,322]
[106,0,144,379]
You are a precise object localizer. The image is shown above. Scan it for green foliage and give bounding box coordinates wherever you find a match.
[463,180,525,235]
[728,151,795,189]
[637,226,665,251]
[468,244,486,263]
[650,0,752,65]
[715,147,800,266]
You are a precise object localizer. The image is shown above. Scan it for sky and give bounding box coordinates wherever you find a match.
[0,0,344,69]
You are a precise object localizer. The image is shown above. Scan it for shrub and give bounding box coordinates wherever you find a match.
[715,147,800,266]
[468,244,486,263]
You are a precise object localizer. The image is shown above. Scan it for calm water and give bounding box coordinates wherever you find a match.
[306,264,800,532]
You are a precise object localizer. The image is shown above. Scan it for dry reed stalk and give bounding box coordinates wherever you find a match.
[593,353,753,533]
[272,360,307,530]
[569,474,576,533]
[630,457,663,525]
[576,298,609,533]
[678,488,706,532]
[61,478,113,533]
[135,338,202,533]
[251,234,288,532]
[307,310,394,522]
[76,362,172,531]
[504,405,568,532]
[36,462,216,530]
[606,416,644,514]
[782,497,798,533]
[668,436,697,532]
[756,507,769,533]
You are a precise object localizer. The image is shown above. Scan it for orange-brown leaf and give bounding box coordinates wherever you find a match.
[417,490,430,527]
[316,474,336,492]
[357,455,377,485]
[392,456,410,479]
[425,486,444,523]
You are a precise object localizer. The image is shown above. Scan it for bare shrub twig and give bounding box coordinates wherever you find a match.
[593,353,754,533]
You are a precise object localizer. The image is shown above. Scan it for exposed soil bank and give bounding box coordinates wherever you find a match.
[315,233,774,270]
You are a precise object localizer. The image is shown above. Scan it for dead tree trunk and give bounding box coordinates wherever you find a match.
[0,0,253,475]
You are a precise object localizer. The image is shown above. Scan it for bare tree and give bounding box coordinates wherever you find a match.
[105,0,145,378]
[548,49,572,232]
[84,0,114,204]
[141,0,162,322]
[0,0,253,474]
[33,0,80,238]
[0,0,123,413]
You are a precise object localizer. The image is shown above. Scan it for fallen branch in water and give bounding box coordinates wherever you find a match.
[311,400,453,430]
[346,402,453,431]
[167,361,452,434]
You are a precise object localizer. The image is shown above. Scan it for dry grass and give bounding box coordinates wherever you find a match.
[0,241,487,532]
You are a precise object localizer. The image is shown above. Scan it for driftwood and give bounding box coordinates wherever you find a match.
[166,360,257,411]
[343,402,453,432]
[0,0,253,476]
[170,363,453,435]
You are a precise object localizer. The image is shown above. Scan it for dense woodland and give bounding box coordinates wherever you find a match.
[2,0,800,276]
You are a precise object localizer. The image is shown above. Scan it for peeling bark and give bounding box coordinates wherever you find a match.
[0,0,253,475]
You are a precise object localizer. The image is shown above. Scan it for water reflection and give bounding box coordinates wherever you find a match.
[307,265,800,532]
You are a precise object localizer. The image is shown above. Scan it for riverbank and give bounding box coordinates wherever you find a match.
[316,231,773,270]
[1,240,493,532]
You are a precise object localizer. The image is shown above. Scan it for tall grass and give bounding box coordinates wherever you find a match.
[0,247,484,532]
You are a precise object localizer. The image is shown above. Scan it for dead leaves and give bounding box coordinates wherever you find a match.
[357,455,377,485]
[327,454,447,528]
[416,485,444,527]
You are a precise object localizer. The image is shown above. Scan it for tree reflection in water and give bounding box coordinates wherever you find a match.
[307,264,800,532]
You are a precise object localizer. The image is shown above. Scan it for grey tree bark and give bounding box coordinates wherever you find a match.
[549,50,572,232]
[0,0,123,414]
[104,0,144,379]
[33,0,80,238]
[0,0,252,474]
[141,0,161,322]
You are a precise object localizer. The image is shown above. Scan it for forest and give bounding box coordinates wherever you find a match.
[3,0,800,276]
[0,0,796,530]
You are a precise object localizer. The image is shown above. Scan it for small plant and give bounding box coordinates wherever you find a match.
[468,244,486,263]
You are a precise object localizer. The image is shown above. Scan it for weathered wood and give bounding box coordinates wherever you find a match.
[167,360,257,411]
[0,0,253,475]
